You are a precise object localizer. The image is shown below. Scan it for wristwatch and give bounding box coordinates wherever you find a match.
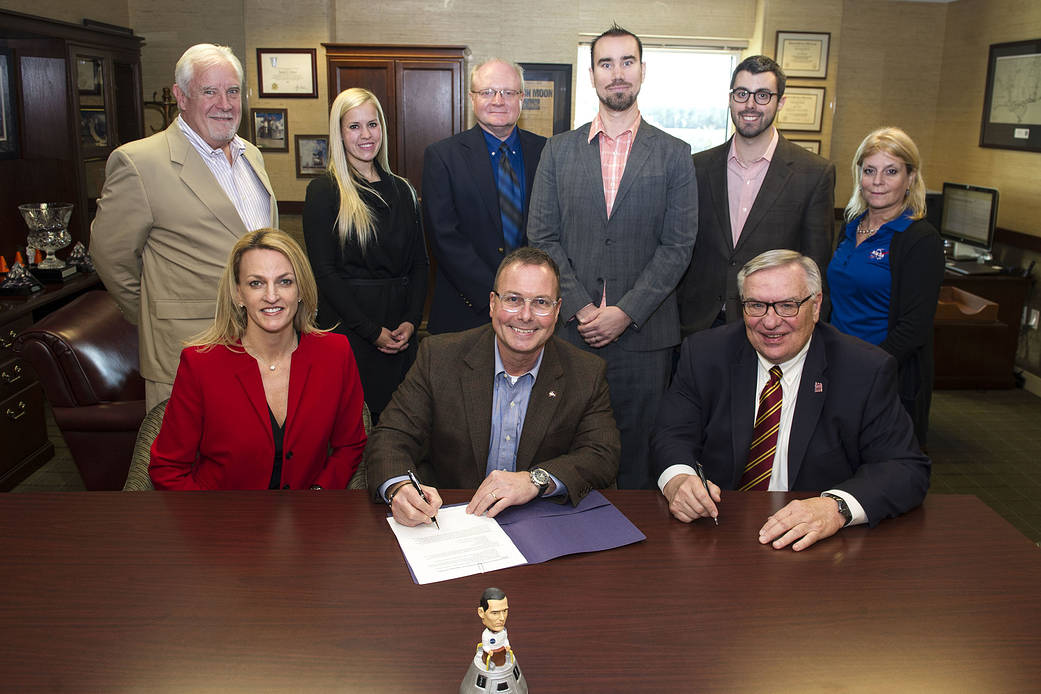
[822,493,852,527]
[529,468,551,497]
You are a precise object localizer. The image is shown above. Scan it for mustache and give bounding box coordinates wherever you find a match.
[607,80,631,88]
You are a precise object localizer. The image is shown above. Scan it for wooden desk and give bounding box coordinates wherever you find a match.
[935,272,1029,388]
[1,491,1038,692]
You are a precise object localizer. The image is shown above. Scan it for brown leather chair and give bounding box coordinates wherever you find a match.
[15,290,146,490]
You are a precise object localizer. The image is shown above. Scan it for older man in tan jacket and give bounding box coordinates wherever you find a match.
[91,43,277,409]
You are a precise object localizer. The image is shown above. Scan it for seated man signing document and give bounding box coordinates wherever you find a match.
[651,250,929,550]
[367,248,620,526]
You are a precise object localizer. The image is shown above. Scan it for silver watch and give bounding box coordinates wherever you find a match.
[529,468,551,497]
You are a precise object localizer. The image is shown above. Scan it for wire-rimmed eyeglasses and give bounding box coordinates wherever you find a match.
[741,295,814,318]
[729,88,779,105]
[493,291,560,316]
[470,89,523,100]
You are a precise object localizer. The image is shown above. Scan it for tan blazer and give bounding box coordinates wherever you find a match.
[90,122,277,384]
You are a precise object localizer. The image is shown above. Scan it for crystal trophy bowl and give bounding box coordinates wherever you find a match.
[18,202,74,270]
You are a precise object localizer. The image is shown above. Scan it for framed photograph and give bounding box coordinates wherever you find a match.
[517,62,573,137]
[256,49,318,99]
[295,134,328,178]
[789,139,821,155]
[250,108,288,152]
[80,107,109,148]
[77,57,104,95]
[979,38,1041,152]
[0,51,19,160]
[777,86,825,132]
[775,31,830,79]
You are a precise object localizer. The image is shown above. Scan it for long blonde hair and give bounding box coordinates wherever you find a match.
[187,229,324,349]
[326,88,415,251]
[845,126,927,222]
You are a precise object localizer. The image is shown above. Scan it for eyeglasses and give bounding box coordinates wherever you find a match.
[741,295,814,318]
[729,88,779,105]
[470,89,523,100]
[493,291,560,316]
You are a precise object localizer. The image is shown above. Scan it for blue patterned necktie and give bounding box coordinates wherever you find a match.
[497,142,523,249]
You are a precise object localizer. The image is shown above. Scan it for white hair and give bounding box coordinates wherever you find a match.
[469,58,525,92]
[174,44,244,94]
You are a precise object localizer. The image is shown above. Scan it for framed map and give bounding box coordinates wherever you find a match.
[980,38,1041,152]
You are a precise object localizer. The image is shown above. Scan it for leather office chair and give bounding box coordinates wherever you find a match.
[15,290,146,490]
[125,399,372,490]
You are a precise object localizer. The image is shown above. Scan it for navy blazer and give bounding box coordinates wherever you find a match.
[650,321,930,525]
[422,125,546,333]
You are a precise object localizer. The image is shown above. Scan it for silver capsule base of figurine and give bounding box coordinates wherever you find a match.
[458,658,527,694]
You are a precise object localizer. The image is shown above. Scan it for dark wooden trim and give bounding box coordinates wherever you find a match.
[0,9,143,51]
[995,226,1041,253]
[278,201,304,215]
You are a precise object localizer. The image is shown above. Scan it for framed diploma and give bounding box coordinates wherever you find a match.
[256,49,318,98]
[979,38,1041,152]
[777,87,825,132]
[789,139,821,155]
[775,31,830,79]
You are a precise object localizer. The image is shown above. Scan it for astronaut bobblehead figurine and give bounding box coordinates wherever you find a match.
[459,587,527,694]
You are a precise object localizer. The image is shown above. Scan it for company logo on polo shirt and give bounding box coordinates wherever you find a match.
[869,248,888,261]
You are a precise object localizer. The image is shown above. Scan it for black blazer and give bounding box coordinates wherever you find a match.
[422,125,546,333]
[881,218,945,445]
[678,134,836,336]
[650,321,930,525]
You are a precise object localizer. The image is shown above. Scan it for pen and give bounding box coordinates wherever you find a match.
[694,462,718,526]
[407,469,439,529]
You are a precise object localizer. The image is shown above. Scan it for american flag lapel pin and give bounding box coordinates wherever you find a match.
[814,381,823,393]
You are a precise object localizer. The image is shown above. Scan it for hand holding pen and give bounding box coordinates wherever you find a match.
[694,463,719,526]
[407,470,440,529]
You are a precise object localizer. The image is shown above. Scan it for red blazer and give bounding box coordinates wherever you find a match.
[150,332,366,490]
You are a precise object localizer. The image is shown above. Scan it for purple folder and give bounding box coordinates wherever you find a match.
[492,490,646,564]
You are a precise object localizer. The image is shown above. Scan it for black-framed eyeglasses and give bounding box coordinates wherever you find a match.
[470,89,523,100]
[730,88,779,105]
[493,291,560,316]
[741,295,814,318]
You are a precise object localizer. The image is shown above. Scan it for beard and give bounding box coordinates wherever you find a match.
[597,83,640,112]
[732,107,776,139]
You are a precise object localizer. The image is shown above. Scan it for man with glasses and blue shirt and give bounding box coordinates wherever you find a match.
[422,59,546,334]
[652,250,929,551]
[677,55,835,338]
[367,248,620,526]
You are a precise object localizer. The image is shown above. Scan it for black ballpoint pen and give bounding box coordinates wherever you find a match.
[407,469,439,529]
[694,462,718,525]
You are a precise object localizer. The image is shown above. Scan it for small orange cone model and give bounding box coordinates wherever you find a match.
[34,249,43,264]
[14,251,24,266]
[0,256,8,274]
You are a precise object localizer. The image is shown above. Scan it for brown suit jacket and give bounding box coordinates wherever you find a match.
[366,326,620,505]
[90,121,277,384]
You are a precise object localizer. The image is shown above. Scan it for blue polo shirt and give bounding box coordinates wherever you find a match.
[828,211,914,345]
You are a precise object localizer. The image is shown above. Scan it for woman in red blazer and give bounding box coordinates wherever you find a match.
[150,229,367,490]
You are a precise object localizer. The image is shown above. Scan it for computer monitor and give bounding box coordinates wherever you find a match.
[939,183,999,260]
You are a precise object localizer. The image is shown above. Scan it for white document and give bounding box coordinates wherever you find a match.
[387,504,527,584]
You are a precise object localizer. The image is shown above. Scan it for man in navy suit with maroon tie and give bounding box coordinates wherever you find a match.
[651,250,930,551]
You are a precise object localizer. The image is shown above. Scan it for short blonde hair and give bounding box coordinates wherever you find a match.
[845,126,927,222]
[187,229,323,348]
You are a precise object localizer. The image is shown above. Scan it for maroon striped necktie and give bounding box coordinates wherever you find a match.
[738,365,783,491]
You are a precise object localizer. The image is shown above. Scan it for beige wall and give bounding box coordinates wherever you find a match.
[931,0,1041,237]
[3,1,129,28]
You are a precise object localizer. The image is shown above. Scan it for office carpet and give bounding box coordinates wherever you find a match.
[11,390,1041,546]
